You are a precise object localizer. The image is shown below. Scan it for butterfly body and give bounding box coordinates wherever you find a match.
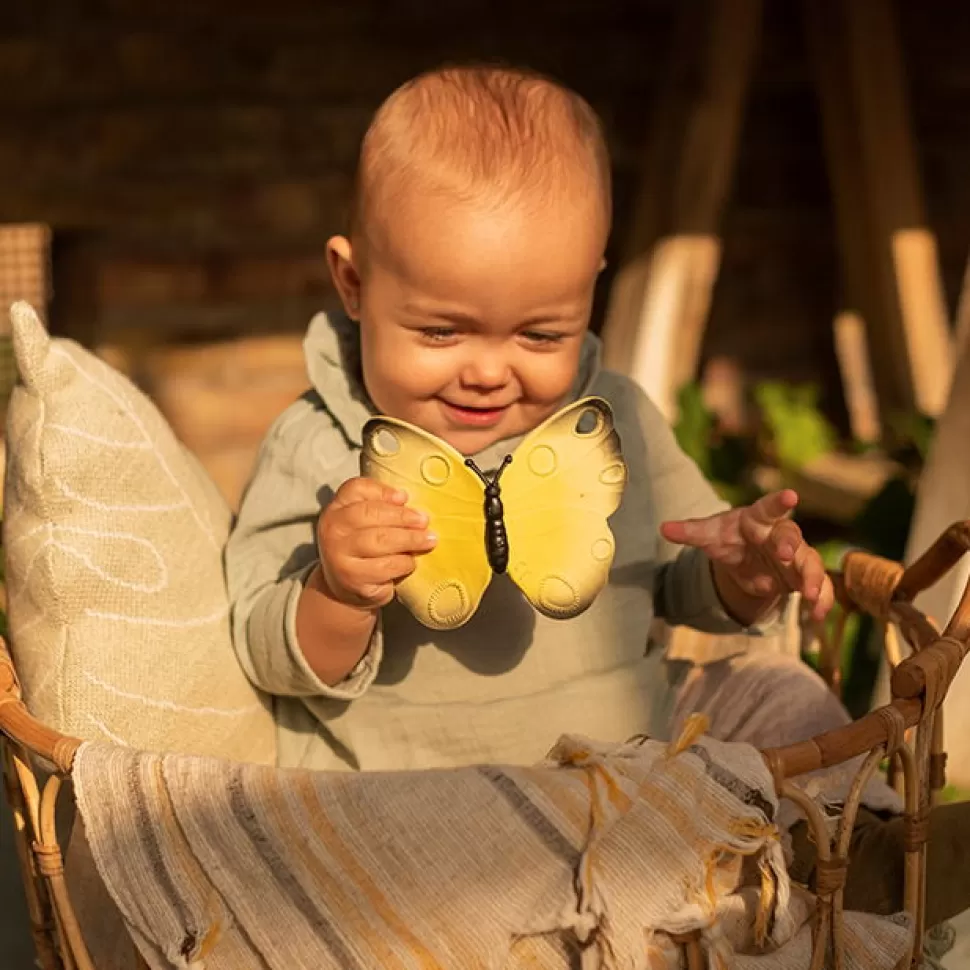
[360,396,627,630]
[465,455,512,574]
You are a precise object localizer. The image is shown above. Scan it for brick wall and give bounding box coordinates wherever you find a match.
[1,0,967,504]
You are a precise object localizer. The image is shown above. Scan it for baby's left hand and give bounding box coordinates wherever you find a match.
[660,489,834,624]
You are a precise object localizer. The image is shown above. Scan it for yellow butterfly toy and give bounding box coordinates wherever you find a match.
[360,396,628,630]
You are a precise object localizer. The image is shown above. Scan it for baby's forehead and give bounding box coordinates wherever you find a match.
[363,166,605,249]
[361,197,606,305]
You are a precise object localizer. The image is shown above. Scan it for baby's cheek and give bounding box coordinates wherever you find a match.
[367,338,430,393]
[408,349,464,394]
[521,353,582,403]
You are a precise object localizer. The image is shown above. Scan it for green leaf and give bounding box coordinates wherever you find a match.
[815,539,851,572]
[754,381,837,470]
[940,784,970,804]
[711,481,756,506]
[886,410,937,462]
[673,382,715,479]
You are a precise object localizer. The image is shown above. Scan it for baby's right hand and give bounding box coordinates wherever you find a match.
[317,477,436,609]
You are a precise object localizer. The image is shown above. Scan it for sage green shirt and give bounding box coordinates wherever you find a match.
[225,311,771,770]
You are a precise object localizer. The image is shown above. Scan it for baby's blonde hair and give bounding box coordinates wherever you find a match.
[350,64,612,241]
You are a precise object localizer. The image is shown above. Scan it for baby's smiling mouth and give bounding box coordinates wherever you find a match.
[439,398,512,427]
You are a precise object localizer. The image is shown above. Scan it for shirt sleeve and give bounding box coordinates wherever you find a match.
[634,386,786,635]
[224,396,382,699]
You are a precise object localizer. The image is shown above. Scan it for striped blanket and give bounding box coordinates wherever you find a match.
[71,730,912,970]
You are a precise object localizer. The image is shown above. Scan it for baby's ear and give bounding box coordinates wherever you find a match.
[326,235,361,321]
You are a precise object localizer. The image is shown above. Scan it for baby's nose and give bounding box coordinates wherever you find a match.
[460,353,510,389]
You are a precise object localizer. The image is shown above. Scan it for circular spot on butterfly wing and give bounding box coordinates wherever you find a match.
[591,537,614,562]
[370,427,400,457]
[574,406,603,436]
[420,454,451,485]
[599,461,626,486]
[428,581,470,628]
[538,575,581,617]
[527,444,557,477]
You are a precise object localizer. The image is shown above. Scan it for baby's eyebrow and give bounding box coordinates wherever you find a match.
[402,304,583,329]
[404,304,481,326]
[519,314,574,327]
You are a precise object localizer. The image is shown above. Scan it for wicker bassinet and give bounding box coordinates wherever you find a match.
[3,522,970,970]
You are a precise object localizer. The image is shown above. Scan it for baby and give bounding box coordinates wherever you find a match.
[226,65,970,926]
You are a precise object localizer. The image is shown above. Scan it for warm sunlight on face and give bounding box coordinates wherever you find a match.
[328,191,608,455]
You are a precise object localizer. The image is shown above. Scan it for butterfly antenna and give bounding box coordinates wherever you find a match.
[465,454,513,485]
[464,458,490,485]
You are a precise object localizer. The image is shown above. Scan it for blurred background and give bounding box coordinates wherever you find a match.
[2,0,970,965]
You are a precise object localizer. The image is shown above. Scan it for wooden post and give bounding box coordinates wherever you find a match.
[601,0,763,420]
[833,311,882,445]
[804,0,953,423]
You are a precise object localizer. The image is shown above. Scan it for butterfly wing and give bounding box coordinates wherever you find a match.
[501,397,627,619]
[360,416,491,630]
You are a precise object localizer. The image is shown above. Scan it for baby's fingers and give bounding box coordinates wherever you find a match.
[747,489,799,526]
[767,540,833,622]
[359,553,420,588]
[352,526,437,560]
[342,499,429,531]
[736,511,802,573]
[333,475,408,509]
[790,545,834,621]
[342,553,420,606]
[812,575,836,622]
[764,519,804,565]
[660,514,730,551]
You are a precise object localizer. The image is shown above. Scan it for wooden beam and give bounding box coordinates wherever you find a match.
[601,0,763,420]
[804,0,953,422]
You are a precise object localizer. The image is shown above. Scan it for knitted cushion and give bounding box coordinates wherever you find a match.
[2,301,275,763]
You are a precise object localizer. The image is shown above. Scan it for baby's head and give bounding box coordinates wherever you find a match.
[327,64,612,454]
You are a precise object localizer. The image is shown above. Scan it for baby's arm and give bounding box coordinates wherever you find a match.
[296,549,380,688]
[298,476,434,684]
[225,398,392,698]
[632,387,781,633]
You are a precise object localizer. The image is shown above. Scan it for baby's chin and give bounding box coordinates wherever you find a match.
[429,421,517,457]
[424,403,555,456]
